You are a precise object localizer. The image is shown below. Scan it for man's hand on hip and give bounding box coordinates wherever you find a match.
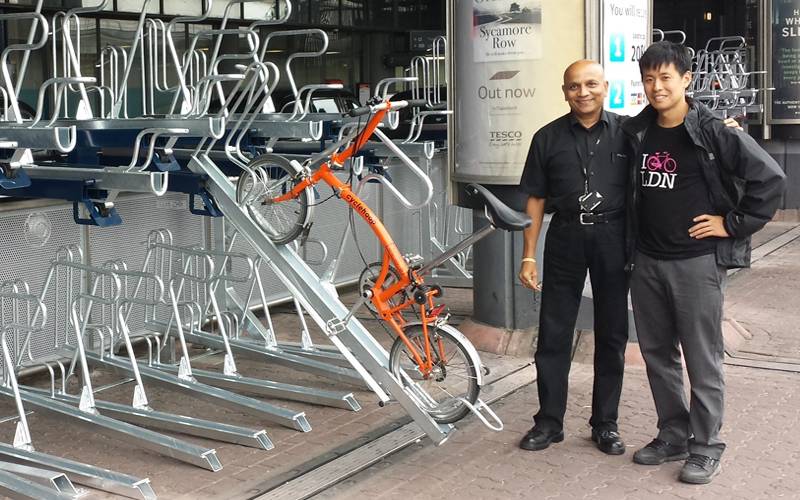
[519,261,541,291]
[689,214,730,239]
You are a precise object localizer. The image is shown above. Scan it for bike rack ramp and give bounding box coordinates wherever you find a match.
[188,152,453,445]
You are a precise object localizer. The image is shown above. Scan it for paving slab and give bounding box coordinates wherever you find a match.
[314,222,800,500]
[319,362,800,500]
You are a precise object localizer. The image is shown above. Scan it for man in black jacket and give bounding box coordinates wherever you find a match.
[621,41,786,485]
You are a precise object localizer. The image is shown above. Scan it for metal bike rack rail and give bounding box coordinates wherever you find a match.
[0,261,226,472]
[0,443,156,500]
[0,462,77,497]
[188,152,453,444]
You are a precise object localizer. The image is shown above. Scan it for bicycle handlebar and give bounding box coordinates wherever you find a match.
[401,99,428,108]
[348,106,372,117]
[347,98,428,118]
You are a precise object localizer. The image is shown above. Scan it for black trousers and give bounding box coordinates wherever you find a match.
[533,215,629,432]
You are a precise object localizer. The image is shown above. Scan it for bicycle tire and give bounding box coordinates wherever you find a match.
[389,323,480,424]
[243,153,311,246]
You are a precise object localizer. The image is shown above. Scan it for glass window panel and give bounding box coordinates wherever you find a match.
[397,0,420,29]
[163,0,203,16]
[244,1,278,22]
[3,17,49,117]
[209,0,243,20]
[311,0,340,25]
[0,0,36,6]
[144,24,190,114]
[0,0,61,5]
[341,0,367,26]
[99,19,147,117]
[261,31,323,97]
[277,0,310,24]
[369,0,395,28]
[311,97,338,113]
[118,0,160,13]
[418,1,445,30]
[321,30,360,88]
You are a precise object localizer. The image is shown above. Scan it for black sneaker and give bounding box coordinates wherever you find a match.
[679,454,721,484]
[633,438,689,465]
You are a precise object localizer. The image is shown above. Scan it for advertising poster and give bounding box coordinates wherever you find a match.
[770,0,800,122]
[472,0,543,62]
[453,0,584,184]
[602,0,649,116]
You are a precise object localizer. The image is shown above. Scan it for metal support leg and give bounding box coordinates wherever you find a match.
[0,443,156,500]
[0,469,72,500]
[82,349,312,432]
[0,385,222,472]
[155,364,361,411]
[0,462,77,496]
[22,386,273,450]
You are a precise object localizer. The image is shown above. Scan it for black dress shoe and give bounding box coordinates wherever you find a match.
[519,427,564,451]
[591,429,625,455]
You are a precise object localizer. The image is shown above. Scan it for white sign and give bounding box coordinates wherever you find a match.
[472,0,543,63]
[602,0,649,116]
[453,0,584,184]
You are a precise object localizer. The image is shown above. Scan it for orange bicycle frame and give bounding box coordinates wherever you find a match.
[268,102,444,377]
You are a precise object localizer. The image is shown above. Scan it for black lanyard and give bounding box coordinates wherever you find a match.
[571,122,604,195]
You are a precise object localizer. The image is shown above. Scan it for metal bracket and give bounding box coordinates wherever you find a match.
[0,167,31,190]
[152,151,181,171]
[324,318,347,338]
[72,200,123,227]
[189,191,224,217]
[456,397,504,432]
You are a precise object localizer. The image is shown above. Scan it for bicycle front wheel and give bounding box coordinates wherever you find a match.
[389,323,479,424]
[244,154,311,245]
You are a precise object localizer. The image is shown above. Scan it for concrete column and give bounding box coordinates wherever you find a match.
[458,185,546,357]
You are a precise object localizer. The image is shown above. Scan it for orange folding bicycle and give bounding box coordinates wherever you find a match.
[237,97,531,423]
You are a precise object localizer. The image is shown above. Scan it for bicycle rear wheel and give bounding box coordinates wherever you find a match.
[243,154,311,245]
[389,323,479,424]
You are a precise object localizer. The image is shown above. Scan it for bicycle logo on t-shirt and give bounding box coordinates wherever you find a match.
[641,152,677,189]
[646,152,677,173]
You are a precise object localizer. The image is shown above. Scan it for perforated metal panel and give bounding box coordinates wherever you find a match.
[87,193,208,338]
[0,203,82,369]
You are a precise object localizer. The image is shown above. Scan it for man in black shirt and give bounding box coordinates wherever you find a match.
[622,42,785,485]
[518,60,629,455]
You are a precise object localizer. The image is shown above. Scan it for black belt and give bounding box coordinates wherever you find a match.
[556,209,625,225]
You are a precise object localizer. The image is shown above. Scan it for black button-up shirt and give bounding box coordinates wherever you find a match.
[519,110,628,214]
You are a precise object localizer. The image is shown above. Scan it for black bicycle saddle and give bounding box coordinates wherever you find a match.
[465,184,532,232]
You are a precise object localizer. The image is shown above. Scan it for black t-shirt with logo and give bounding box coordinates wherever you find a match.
[637,123,718,259]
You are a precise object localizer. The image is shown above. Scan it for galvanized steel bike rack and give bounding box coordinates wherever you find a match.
[0,6,465,496]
